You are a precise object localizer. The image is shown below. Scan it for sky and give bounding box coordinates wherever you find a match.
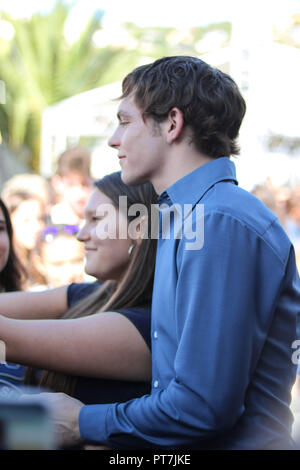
[1,0,299,29]
[0,0,240,25]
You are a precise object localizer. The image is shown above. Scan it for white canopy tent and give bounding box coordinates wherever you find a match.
[40,81,122,179]
[40,16,300,189]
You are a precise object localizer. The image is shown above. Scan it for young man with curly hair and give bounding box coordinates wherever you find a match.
[37,56,300,450]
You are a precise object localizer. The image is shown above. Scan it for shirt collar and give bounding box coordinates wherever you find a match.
[158,157,238,207]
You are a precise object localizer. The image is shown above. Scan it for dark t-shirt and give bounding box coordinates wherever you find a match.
[67,282,151,405]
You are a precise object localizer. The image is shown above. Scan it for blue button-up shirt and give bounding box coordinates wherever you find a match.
[79,157,300,449]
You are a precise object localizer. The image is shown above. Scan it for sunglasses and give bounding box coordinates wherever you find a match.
[41,224,79,242]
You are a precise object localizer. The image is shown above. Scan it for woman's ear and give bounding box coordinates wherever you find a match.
[128,215,148,246]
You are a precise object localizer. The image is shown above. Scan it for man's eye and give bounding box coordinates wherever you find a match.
[119,121,129,126]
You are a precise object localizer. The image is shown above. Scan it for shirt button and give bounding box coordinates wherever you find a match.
[153,380,159,388]
[153,330,158,339]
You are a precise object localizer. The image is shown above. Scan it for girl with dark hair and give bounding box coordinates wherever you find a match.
[0,198,25,292]
[0,198,27,396]
[0,173,157,404]
[1,190,47,289]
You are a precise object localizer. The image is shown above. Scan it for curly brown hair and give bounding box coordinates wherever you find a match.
[121,56,246,158]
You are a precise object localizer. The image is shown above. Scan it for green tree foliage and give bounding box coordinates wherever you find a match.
[274,13,300,48]
[0,2,127,170]
[0,0,231,171]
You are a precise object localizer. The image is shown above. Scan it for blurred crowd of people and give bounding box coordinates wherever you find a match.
[1,151,300,292]
[0,147,94,290]
[251,181,300,271]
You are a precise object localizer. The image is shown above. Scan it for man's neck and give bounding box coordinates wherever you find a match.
[152,151,215,195]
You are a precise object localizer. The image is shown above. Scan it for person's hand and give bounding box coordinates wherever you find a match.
[20,392,84,448]
[42,392,84,448]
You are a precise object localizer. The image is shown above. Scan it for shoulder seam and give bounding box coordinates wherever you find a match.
[203,209,288,270]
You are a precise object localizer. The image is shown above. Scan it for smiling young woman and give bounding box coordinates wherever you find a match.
[0,172,158,404]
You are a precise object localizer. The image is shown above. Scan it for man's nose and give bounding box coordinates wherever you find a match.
[108,129,120,149]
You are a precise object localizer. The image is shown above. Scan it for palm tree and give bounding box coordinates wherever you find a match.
[0,1,232,171]
[0,1,127,170]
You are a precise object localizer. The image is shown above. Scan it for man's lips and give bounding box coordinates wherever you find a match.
[118,155,126,159]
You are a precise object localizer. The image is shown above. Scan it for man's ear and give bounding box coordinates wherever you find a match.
[165,107,184,144]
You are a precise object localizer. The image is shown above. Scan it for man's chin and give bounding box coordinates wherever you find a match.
[120,170,147,187]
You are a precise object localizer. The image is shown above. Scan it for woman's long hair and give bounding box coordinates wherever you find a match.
[0,198,26,291]
[36,172,158,395]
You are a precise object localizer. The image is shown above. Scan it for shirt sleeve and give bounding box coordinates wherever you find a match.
[67,282,102,308]
[79,212,300,449]
[114,307,151,351]
[67,283,151,349]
